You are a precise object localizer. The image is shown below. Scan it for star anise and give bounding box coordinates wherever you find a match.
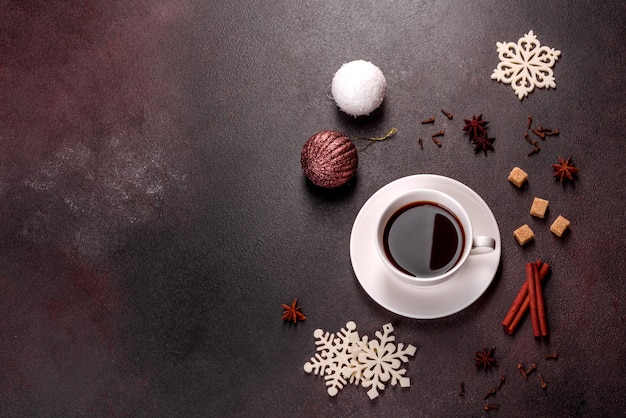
[551,156,579,182]
[463,114,489,139]
[472,135,495,155]
[474,347,498,371]
[281,298,306,323]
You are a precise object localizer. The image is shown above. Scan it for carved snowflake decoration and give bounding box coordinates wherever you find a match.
[303,321,361,396]
[491,31,561,100]
[303,321,416,400]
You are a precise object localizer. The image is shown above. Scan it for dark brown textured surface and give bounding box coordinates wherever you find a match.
[0,1,625,416]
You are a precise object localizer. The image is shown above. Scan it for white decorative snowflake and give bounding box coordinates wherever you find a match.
[303,321,416,400]
[303,321,361,396]
[491,31,561,100]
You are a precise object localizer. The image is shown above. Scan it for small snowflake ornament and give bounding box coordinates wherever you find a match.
[491,31,561,100]
[303,321,416,400]
[303,321,361,396]
[350,323,417,400]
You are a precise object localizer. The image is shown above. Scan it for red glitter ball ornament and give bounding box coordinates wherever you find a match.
[301,130,358,188]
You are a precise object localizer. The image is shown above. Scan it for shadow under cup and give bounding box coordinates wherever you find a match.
[376,189,495,286]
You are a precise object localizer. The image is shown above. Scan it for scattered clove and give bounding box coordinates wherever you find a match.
[534,125,559,136]
[498,375,506,389]
[418,138,424,150]
[432,130,445,137]
[431,136,442,147]
[524,132,541,156]
[527,147,541,156]
[532,128,546,140]
[421,116,435,124]
[459,381,465,397]
[525,363,538,378]
[484,387,497,400]
[441,109,454,120]
[524,132,534,144]
[527,115,532,129]
[538,374,548,390]
[545,352,559,360]
[518,363,528,380]
[484,404,500,411]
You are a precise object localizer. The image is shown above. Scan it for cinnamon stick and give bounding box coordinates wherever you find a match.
[502,260,550,334]
[502,260,542,329]
[526,262,541,337]
[501,269,534,328]
[534,262,548,336]
[506,298,528,335]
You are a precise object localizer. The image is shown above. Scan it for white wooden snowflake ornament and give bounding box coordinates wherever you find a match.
[303,321,416,400]
[491,31,561,100]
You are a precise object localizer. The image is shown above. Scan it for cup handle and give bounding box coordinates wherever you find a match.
[471,236,496,254]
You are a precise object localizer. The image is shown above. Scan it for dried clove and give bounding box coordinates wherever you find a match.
[418,138,424,150]
[532,128,546,140]
[538,374,547,390]
[431,137,442,147]
[518,363,528,380]
[527,148,540,156]
[498,375,506,389]
[441,109,454,119]
[545,352,559,360]
[527,115,532,129]
[432,130,445,137]
[459,381,465,397]
[525,363,538,377]
[484,404,500,411]
[524,132,534,144]
[421,116,435,124]
[537,126,559,136]
[524,132,541,156]
[484,387,497,400]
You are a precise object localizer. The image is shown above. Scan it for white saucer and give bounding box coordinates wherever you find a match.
[350,175,501,319]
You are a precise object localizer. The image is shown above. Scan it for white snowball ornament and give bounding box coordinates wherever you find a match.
[331,60,387,117]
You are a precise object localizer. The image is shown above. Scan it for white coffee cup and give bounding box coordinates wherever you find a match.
[376,189,495,286]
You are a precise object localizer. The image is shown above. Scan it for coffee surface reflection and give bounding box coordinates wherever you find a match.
[383,201,465,278]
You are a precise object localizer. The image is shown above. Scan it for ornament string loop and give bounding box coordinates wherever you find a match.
[353,128,397,151]
[326,85,334,100]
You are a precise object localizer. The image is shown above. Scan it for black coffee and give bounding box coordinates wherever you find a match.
[383,201,465,278]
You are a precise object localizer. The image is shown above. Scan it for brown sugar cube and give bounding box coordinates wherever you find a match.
[513,224,534,245]
[530,197,549,218]
[550,215,570,237]
[508,167,528,188]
